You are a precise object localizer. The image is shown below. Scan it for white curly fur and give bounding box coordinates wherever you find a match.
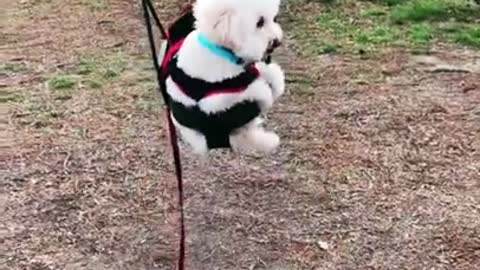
[165,0,285,156]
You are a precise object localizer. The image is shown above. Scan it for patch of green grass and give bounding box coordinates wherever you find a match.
[101,54,127,79]
[452,26,480,48]
[47,75,79,101]
[409,24,434,45]
[286,0,480,55]
[320,43,338,54]
[315,11,400,49]
[391,0,478,24]
[60,53,129,90]
[357,26,400,45]
[317,13,350,34]
[76,54,127,80]
[435,22,480,48]
[48,75,77,90]
[77,58,97,75]
[392,0,446,23]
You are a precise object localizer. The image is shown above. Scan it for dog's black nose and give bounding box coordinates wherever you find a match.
[271,39,281,49]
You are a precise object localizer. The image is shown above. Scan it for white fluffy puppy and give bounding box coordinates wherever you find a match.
[166,0,285,155]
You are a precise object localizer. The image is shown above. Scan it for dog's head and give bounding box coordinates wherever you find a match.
[193,0,283,62]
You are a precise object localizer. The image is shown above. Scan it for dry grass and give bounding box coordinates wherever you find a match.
[2,0,480,269]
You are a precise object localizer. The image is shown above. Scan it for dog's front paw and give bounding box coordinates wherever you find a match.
[266,62,285,99]
[256,62,285,100]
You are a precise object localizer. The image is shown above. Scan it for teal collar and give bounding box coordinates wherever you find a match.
[197,33,244,65]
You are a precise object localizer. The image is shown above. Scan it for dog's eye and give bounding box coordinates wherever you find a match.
[273,15,279,23]
[256,17,265,28]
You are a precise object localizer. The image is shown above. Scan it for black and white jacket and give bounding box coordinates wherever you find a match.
[160,10,281,150]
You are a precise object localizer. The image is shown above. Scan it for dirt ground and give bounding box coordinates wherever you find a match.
[1,0,479,269]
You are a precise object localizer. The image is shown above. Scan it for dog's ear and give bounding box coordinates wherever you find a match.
[212,9,234,46]
[193,0,236,47]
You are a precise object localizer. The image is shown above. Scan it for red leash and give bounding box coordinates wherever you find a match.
[141,0,185,268]
[166,111,186,269]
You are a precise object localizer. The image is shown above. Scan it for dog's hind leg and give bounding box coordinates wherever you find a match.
[171,115,209,156]
[229,121,280,154]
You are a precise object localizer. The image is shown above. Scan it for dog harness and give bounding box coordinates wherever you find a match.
[161,10,263,149]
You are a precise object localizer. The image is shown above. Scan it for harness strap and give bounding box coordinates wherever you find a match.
[141,0,185,269]
[168,56,260,101]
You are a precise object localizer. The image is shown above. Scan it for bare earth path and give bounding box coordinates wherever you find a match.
[1,0,479,270]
